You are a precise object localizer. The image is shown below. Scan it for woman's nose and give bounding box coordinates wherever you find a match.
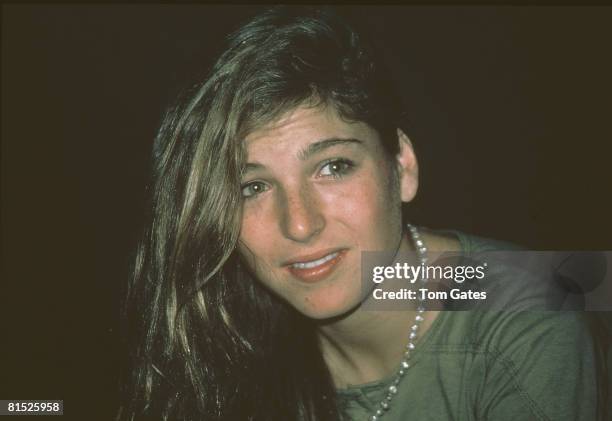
[278,184,325,243]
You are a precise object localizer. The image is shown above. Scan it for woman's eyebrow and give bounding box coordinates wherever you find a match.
[242,138,364,176]
[297,138,364,161]
[243,162,264,176]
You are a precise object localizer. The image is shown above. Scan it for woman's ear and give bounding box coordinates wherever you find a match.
[396,128,419,202]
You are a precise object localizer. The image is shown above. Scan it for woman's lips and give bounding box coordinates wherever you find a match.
[285,250,347,283]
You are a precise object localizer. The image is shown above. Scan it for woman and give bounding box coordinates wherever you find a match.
[118,6,603,420]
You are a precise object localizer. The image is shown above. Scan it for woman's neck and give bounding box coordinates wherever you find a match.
[316,229,459,388]
[318,308,433,388]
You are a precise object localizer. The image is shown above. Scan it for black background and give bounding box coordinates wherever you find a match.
[2,5,611,420]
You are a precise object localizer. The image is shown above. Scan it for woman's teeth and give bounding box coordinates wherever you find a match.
[291,252,339,269]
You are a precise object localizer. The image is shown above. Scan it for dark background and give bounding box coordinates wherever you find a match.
[2,5,611,420]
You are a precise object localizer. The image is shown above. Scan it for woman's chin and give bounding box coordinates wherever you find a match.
[293,287,364,321]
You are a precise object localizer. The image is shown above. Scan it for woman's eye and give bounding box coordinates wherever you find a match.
[241,181,268,198]
[319,159,355,178]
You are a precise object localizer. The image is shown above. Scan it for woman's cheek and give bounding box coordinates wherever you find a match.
[241,196,272,234]
[330,176,386,221]
[237,207,260,250]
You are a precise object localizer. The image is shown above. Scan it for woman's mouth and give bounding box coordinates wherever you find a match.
[290,251,339,269]
[285,250,347,283]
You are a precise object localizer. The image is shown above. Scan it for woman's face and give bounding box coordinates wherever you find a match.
[238,104,416,320]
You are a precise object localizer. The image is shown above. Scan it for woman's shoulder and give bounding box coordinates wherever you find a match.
[421,226,524,254]
[418,227,592,347]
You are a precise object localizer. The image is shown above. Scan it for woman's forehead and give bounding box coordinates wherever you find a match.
[244,104,377,148]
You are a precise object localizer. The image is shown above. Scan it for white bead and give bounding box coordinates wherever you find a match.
[370,224,428,421]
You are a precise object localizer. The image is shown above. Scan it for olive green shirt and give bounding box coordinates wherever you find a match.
[336,231,597,420]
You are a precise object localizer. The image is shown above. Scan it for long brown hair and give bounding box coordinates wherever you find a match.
[117,6,402,420]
